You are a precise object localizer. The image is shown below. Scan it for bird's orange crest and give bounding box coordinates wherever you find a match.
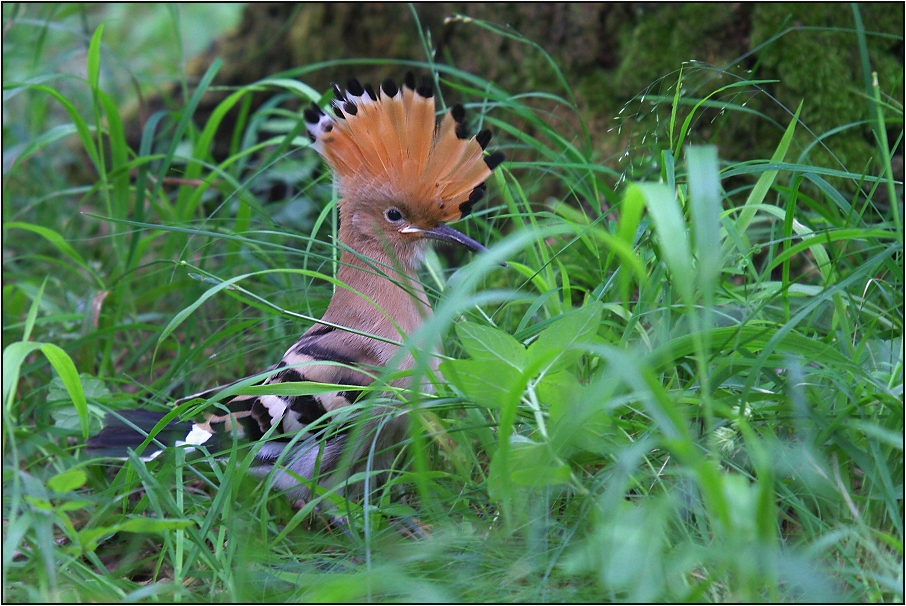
[303,73,504,223]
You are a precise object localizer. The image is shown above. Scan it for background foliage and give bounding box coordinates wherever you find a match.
[3,3,903,602]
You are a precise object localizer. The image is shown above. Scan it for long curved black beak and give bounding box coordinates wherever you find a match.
[421,223,487,253]
[417,224,508,267]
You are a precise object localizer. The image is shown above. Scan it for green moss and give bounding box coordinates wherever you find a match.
[613,3,747,99]
[750,4,903,172]
[579,2,903,192]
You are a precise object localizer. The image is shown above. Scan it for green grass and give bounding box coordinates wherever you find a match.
[3,4,903,602]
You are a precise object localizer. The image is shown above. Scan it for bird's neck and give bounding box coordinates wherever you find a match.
[320,225,432,341]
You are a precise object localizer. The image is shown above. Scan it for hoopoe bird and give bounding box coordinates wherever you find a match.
[88,72,505,506]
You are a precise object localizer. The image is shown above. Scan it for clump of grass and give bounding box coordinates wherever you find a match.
[3,5,902,603]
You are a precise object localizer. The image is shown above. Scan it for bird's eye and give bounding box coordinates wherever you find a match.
[385,208,403,222]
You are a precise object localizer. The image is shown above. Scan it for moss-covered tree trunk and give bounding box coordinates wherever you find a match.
[134,3,903,190]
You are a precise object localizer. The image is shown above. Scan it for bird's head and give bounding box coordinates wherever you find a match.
[304,73,504,268]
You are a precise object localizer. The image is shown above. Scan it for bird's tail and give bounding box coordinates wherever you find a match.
[85,409,203,460]
[85,406,406,504]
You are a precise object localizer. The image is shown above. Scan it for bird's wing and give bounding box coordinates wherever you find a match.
[181,323,385,444]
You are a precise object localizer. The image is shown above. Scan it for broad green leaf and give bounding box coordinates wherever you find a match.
[50,404,105,433]
[527,301,603,375]
[489,436,571,493]
[77,517,195,552]
[55,499,93,513]
[454,322,526,370]
[47,373,111,402]
[541,371,586,423]
[439,359,521,409]
[4,340,89,437]
[47,469,87,493]
[721,473,759,541]
[118,517,195,533]
[563,410,620,457]
[77,527,116,551]
[23,496,54,511]
[39,344,89,438]
[545,371,623,457]
[380,504,418,518]
[511,462,571,486]
[562,498,673,603]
